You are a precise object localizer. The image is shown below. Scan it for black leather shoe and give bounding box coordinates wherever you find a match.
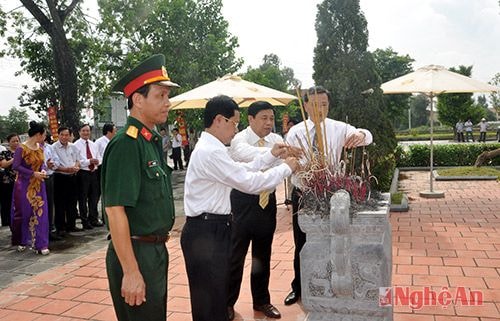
[82,224,93,230]
[227,306,235,321]
[253,304,281,319]
[91,221,104,227]
[284,291,300,305]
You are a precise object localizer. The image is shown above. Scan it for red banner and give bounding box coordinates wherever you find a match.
[176,112,189,146]
[47,106,59,141]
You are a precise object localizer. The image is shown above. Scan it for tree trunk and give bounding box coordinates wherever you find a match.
[19,0,81,135]
[51,32,79,134]
[474,148,500,167]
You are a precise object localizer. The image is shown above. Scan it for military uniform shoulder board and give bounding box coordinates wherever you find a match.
[126,125,139,139]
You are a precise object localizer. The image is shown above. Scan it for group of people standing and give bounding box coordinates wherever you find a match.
[101,54,372,321]
[160,127,196,170]
[0,121,117,255]
[455,118,490,142]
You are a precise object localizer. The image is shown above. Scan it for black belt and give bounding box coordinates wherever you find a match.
[130,234,170,243]
[187,213,232,221]
[231,189,276,200]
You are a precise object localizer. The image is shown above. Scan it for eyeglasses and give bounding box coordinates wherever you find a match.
[222,116,239,129]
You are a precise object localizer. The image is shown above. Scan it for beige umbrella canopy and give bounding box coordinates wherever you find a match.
[170,74,297,109]
[381,64,500,198]
[381,64,499,95]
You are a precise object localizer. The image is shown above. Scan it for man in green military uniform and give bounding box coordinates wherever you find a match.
[101,54,178,321]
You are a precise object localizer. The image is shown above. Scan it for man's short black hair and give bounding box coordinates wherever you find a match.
[58,126,72,135]
[248,101,274,117]
[303,85,332,103]
[79,123,91,131]
[127,84,152,109]
[102,123,115,136]
[204,95,239,128]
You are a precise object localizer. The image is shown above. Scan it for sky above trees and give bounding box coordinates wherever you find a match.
[0,0,499,116]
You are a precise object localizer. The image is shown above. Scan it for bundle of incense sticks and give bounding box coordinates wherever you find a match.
[291,87,376,203]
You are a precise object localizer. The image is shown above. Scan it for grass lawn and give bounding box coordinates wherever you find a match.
[391,192,404,204]
[437,166,500,178]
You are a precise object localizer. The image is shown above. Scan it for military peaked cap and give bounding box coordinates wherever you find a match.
[112,54,179,98]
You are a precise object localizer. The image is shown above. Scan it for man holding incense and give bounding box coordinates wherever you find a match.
[283,85,373,306]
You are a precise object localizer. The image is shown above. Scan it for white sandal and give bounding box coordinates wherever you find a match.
[38,248,50,255]
[17,245,26,252]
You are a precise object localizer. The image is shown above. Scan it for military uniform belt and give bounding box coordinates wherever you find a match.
[130,234,170,243]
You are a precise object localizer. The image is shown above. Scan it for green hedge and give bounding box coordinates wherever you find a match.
[396,133,455,141]
[396,143,500,167]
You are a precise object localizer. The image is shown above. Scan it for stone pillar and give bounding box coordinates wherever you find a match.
[298,190,392,321]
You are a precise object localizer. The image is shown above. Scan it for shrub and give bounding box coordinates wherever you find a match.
[396,143,500,167]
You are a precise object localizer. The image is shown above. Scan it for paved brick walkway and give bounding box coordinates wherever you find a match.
[0,171,498,321]
[393,171,500,321]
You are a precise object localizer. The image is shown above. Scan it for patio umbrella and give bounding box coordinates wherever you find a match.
[170,74,297,109]
[381,64,500,198]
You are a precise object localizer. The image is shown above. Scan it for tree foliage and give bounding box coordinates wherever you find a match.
[97,0,243,131]
[436,65,486,127]
[313,0,397,191]
[0,5,6,47]
[242,54,298,92]
[489,72,500,120]
[4,0,89,134]
[372,47,414,129]
[0,107,29,140]
[240,53,300,132]
[409,94,430,128]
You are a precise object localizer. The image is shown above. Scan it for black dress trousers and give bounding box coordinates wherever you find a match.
[228,189,277,307]
[291,187,306,295]
[181,214,232,321]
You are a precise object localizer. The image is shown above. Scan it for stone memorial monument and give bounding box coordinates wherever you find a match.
[298,190,392,321]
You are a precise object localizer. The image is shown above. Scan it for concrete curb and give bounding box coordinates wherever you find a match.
[389,168,409,212]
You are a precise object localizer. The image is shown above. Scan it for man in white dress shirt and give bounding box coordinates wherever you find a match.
[283,85,373,306]
[74,124,102,229]
[181,95,300,321]
[226,101,284,320]
[95,123,116,208]
[95,123,117,157]
[42,133,61,241]
[52,127,81,235]
[171,128,183,170]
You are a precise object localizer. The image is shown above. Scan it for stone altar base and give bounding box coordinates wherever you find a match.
[298,190,393,321]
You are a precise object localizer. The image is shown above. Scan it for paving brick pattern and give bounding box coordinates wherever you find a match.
[0,171,498,320]
[394,171,500,320]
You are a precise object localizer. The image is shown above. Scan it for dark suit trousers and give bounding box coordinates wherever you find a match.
[54,173,78,231]
[172,147,183,170]
[228,190,277,307]
[291,187,306,294]
[181,214,232,321]
[77,170,99,225]
[0,182,14,226]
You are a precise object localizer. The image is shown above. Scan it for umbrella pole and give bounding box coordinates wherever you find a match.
[420,93,444,198]
[429,94,434,192]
